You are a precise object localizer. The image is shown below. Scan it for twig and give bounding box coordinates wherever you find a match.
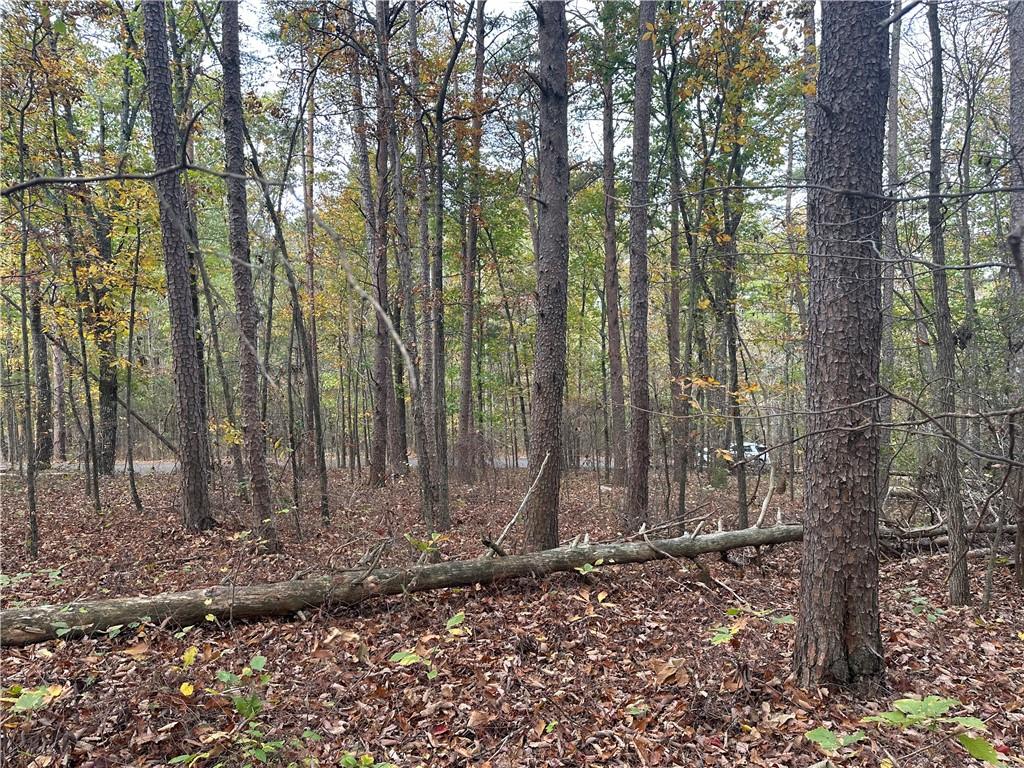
[483,452,550,557]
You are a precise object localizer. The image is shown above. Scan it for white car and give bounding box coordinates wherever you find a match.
[700,442,771,474]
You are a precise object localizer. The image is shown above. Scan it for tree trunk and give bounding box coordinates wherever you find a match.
[794,0,888,688]
[1007,0,1024,587]
[222,0,277,550]
[29,279,52,467]
[380,0,438,527]
[141,0,213,531]
[602,6,627,486]
[624,1,655,532]
[523,0,569,552]
[878,0,901,503]
[458,0,486,484]
[926,1,969,606]
[0,524,804,647]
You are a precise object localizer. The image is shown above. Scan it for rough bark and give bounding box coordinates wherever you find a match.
[222,0,277,549]
[794,0,888,688]
[141,0,213,531]
[624,1,656,532]
[523,1,569,552]
[926,1,969,606]
[0,524,804,647]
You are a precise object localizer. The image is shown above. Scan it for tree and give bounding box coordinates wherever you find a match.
[221,0,277,550]
[523,1,569,552]
[601,4,627,487]
[457,0,486,484]
[794,0,889,687]
[1009,0,1024,586]
[926,0,969,605]
[29,278,51,467]
[141,0,213,532]
[623,2,656,532]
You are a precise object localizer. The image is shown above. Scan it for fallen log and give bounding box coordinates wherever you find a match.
[0,524,803,647]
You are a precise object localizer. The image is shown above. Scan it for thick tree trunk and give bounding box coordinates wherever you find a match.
[141,0,213,531]
[523,1,569,552]
[602,7,627,486]
[926,1,969,606]
[794,0,888,688]
[0,524,804,647]
[222,0,277,550]
[624,1,656,532]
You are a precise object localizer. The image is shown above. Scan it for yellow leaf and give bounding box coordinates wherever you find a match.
[205,614,216,622]
[182,646,198,668]
[179,682,194,697]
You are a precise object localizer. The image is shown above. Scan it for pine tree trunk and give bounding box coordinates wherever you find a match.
[141,0,213,531]
[222,0,277,550]
[794,0,888,688]
[523,0,569,552]
[624,1,655,532]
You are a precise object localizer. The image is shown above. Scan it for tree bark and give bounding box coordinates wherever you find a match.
[926,0,969,606]
[878,0,901,503]
[794,0,888,688]
[29,279,52,467]
[457,0,486,484]
[601,5,627,486]
[522,1,569,552]
[1008,0,1024,586]
[379,0,438,527]
[141,0,213,531]
[0,524,804,647]
[222,0,278,550]
[624,1,656,532]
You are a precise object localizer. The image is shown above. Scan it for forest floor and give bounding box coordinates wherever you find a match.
[1,467,1022,767]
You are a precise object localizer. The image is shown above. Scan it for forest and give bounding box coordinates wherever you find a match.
[1,0,1023,765]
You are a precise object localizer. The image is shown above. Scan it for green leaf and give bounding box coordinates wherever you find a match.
[11,690,47,712]
[389,650,421,666]
[805,727,839,752]
[445,612,466,630]
[957,734,1004,765]
[895,695,957,719]
[950,716,988,731]
[840,730,866,747]
[863,711,909,726]
[771,614,796,625]
[249,655,267,672]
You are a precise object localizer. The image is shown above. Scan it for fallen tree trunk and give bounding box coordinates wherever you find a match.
[0,524,802,646]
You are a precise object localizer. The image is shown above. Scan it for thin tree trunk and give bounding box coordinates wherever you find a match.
[29,279,52,467]
[624,1,656,531]
[926,1,969,606]
[879,0,901,503]
[1008,0,1024,586]
[458,0,486,483]
[602,7,627,486]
